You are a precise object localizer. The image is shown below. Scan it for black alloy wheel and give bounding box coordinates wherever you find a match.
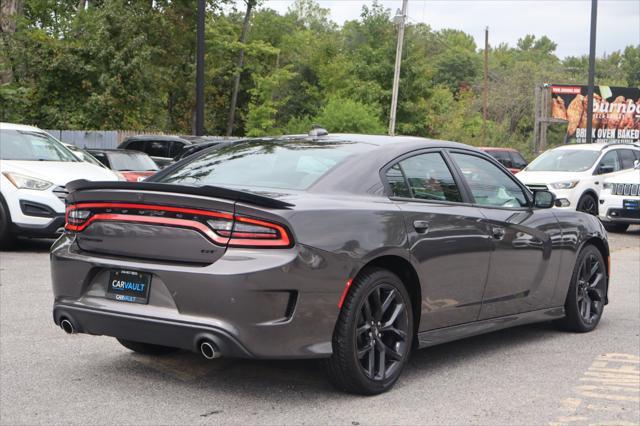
[355,284,409,381]
[577,194,598,216]
[555,245,606,332]
[325,267,413,395]
[576,252,606,325]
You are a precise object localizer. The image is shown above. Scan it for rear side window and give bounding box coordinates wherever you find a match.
[451,153,528,208]
[387,153,462,202]
[168,141,186,158]
[385,164,411,198]
[146,141,169,158]
[124,140,145,151]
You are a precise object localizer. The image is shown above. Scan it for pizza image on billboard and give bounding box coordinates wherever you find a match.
[550,84,640,144]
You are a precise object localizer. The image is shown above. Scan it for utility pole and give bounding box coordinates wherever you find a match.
[483,26,489,142]
[195,0,205,136]
[388,0,408,136]
[585,0,598,144]
[226,0,256,137]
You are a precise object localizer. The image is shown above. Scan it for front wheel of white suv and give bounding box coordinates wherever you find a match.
[577,193,598,216]
[0,200,16,250]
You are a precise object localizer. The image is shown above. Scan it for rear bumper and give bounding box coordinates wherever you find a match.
[50,234,353,359]
[53,303,251,357]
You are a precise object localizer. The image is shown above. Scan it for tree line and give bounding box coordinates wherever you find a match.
[1,0,638,156]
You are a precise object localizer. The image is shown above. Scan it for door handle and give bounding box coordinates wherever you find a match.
[492,226,505,240]
[413,220,430,234]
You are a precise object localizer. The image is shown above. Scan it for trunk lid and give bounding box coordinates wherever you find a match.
[65,180,293,264]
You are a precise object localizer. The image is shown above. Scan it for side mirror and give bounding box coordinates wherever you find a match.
[533,190,555,209]
[597,164,615,175]
[634,159,640,170]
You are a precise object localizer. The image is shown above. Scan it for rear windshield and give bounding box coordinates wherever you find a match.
[0,130,78,162]
[158,139,373,190]
[107,151,159,171]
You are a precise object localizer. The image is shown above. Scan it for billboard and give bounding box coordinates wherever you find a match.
[549,85,640,144]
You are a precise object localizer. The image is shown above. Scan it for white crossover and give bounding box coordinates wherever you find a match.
[598,164,640,232]
[516,143,640,216]
[0,123,118,248]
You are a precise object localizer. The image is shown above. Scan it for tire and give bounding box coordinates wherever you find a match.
[116,338,179,355]
[555,245,607,333]
[603,223,629,233]
[324,267,413,395]
[0,200,16,250]
[577,193,598,216]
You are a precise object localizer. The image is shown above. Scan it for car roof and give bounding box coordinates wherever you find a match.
[122,135,191,143]
[249,133,474,151]
[478,146,519,152]
[550,143,640,152]
[0,122,45,132]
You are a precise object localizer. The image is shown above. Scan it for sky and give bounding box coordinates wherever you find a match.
[259,0,640,58]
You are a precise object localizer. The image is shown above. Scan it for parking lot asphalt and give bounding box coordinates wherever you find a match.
[1,228,638,425]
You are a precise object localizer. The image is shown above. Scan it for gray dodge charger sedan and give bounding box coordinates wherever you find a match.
[51,131,610,395]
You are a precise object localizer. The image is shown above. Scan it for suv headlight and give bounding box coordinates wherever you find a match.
[2,172,53,190]
[550,180,579,190]
[603,182,614,190]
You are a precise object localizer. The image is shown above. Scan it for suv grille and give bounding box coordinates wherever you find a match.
[611,183,639,196]
[52,186,69,203]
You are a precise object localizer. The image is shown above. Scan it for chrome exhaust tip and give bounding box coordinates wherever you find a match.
[200,341,219,360]
[60,318,75,334]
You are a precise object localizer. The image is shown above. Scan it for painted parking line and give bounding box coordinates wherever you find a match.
[551,353,640,425]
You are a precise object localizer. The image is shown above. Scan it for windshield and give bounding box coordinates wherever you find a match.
[525,149,599,172]
[158,139,372,191]
[0,130,78,162]
[67,146,107,168]
[107,152,159,171]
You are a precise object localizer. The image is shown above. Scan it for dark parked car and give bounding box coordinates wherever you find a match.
[479,147,528,174]
[52,131,609,395]
[88,149,159,182]
[118,135,193,168]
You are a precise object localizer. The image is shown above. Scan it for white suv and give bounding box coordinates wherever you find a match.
[516,143,640,216]
[0,123,118,248]
[598,164,640,232]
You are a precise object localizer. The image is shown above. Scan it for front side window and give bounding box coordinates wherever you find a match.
[452,153,528,208]
[389,153,462,202]
[597,151,621,174]
[511,152,528,169]
[0,130,78,162]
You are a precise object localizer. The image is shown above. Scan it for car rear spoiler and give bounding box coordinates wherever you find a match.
[65,180,294,209]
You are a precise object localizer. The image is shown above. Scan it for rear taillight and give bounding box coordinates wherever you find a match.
[65,203,292,248]
[226,215,291,247]
[66,209,91,226]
